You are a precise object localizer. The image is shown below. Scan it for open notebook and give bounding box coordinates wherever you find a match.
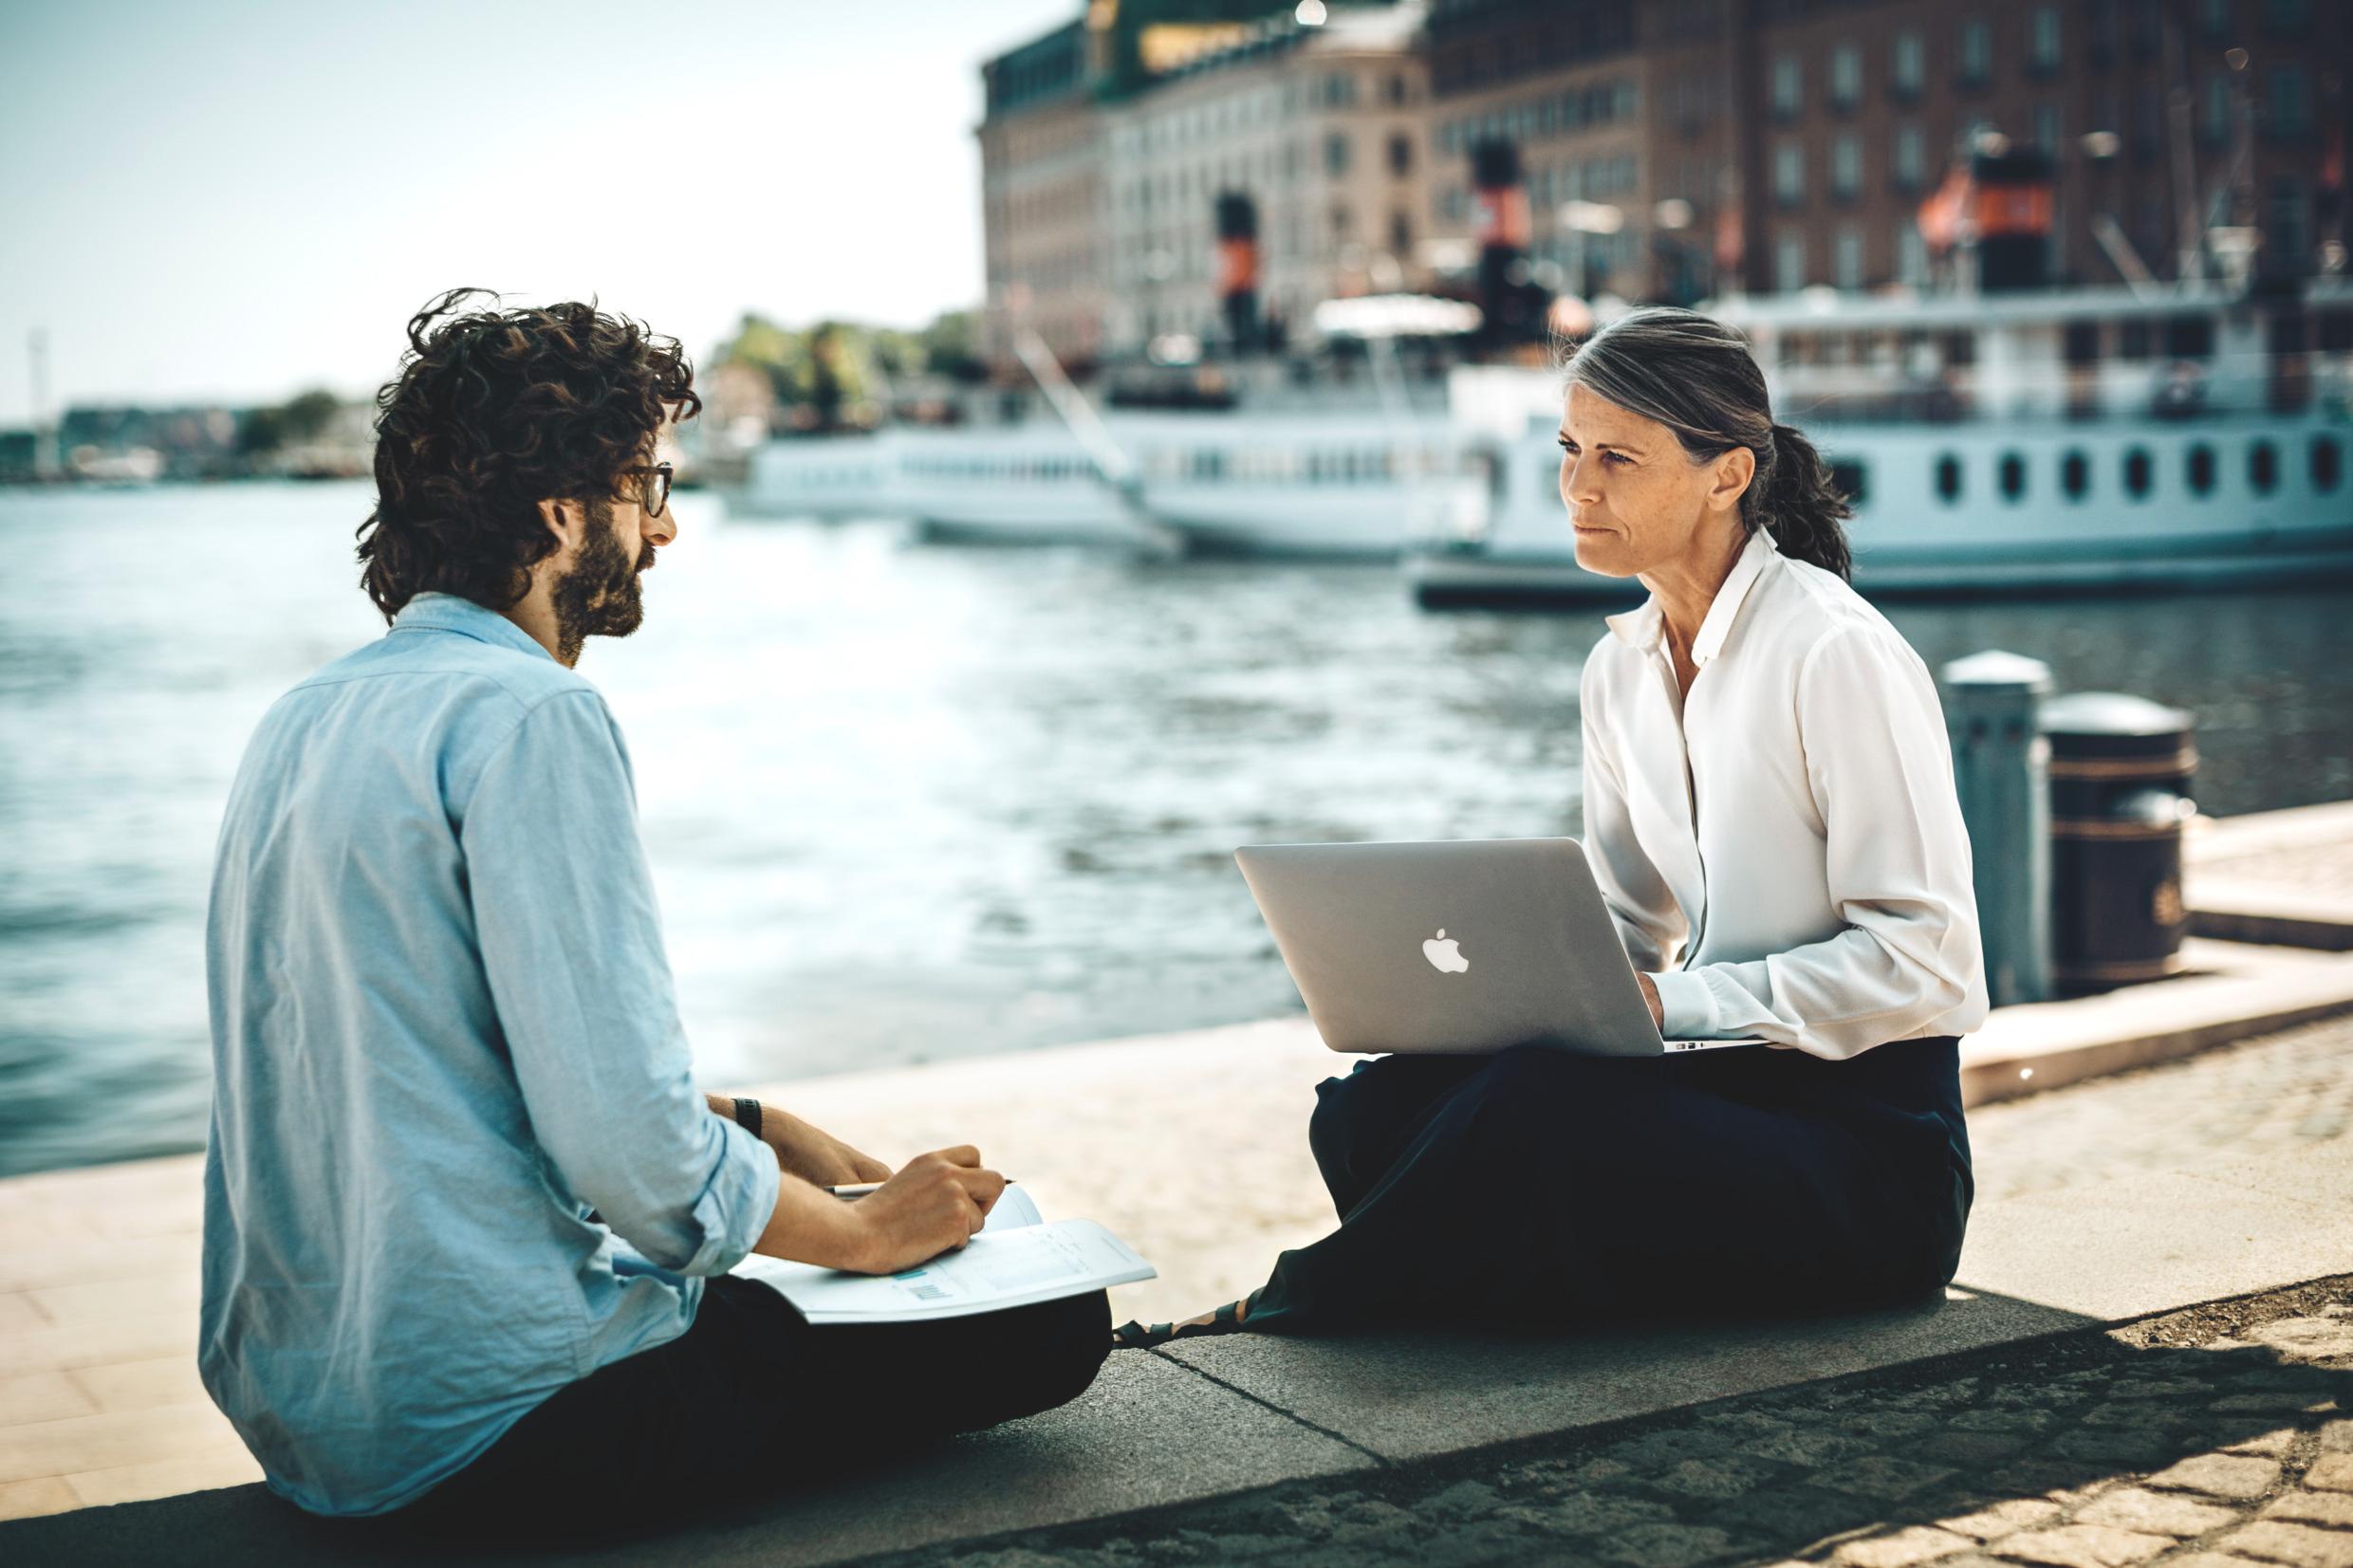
[729,1186,1157,1325]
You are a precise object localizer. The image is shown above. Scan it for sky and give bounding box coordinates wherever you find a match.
[0,0,1077,426]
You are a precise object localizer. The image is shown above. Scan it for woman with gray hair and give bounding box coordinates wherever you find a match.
[1115,306,1986,1347]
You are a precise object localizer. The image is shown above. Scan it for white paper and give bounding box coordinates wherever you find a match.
[730,1184,1154,1324]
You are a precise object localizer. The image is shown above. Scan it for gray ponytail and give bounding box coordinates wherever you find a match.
[1558,306,1854,581]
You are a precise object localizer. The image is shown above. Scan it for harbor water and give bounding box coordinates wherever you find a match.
[3,479,2349,1177]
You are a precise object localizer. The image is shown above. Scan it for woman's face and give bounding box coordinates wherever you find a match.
[1556,382,1751,580]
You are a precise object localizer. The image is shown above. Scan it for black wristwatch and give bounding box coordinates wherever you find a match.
[731,1097,763,1139]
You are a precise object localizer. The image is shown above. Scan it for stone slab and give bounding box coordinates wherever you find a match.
[1954,1169,2353,1323]
[1164,1285,2090,1463]
[0,1347,1372,1568]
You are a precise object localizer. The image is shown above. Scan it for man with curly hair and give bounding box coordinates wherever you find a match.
[198,289,1109,1532]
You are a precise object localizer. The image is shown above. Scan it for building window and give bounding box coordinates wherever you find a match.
[2313,435,2343,492]
[1835,226,1864,288]
[1935,453,1962,502]
[2202,73,2233,145]
[1999,452,2027,502]
[1775,231,1806,292]
[2270,177,2311,269]
[1958,18,1992,86]
[2186,444,2216,496]
[1773,141,1806,207]
[1325,132,1351,176]
[2087,0,2118,61]
[2033,103,2062,156]
[2029,7,2062,73]
[1832,134,1862,200]
[1771,54,1803,119]
[1892,31,1925,100]
[2123,447,2153,498]
[1897,222,1929,284]
[1894,124,1925,191]
[2062,450,2090,500]
[2266,65,2311,138]
[1830,43,1862,108]
[1388,132,1412,176]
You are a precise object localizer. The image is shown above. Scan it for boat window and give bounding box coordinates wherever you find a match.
[2061,450,2089,500]
[2123,447,2153,499]
[1935,453,1961,503]
[2315,435,2344,493]
[2164,316,2214,359]
[2186,443,2215,496]
[2249,440,2278,496]
[1998,452,2027,503]
[1828,458,1867,507]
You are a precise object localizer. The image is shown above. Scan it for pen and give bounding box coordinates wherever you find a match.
[824,1178,1018,1199]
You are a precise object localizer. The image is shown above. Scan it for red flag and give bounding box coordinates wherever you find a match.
[1918,166,1971,252]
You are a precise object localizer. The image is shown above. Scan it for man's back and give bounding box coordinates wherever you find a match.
[200,591,777,1517]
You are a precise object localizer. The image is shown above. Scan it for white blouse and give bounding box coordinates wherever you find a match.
[1579,524,1989,1061]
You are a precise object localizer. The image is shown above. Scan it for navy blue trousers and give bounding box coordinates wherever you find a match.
[1246,1037,1973,1332]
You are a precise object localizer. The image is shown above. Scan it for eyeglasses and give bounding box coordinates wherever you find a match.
[621,462,674,517]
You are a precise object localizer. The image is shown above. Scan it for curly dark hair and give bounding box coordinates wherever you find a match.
[355,287,702,622]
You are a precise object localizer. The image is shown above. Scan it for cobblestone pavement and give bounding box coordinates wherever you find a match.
[867,1015,2353,1568]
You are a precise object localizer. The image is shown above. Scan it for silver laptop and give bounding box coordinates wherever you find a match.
[1234,837,1769,1058]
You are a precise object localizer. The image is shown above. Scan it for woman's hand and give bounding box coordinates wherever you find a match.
[1636,971,1664,1029]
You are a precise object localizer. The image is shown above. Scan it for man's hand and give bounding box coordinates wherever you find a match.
[837,1147,1005,1274]
[707,1096,892,1187]
[1636,971,1664,1030]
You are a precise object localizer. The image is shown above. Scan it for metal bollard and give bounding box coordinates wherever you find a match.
[1939,651,2053,1006]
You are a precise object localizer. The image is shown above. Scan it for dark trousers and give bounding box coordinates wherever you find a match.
[1247,1037,1973,1332]
[379,1277,1111,1541]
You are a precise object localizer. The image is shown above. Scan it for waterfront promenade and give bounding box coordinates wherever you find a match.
[2,802,2350,1562]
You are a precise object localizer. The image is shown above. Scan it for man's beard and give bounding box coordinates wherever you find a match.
[549,497,653,665]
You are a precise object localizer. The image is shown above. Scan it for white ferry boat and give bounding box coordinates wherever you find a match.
[733,404,1487,557]
[1408,281,2353,605]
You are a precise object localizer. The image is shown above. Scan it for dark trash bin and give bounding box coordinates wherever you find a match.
[2041,692,2197,994]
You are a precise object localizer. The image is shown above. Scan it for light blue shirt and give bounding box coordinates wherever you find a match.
[199,591,781,1517]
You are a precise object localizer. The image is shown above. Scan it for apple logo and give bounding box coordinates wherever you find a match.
[1422,928,1470,974]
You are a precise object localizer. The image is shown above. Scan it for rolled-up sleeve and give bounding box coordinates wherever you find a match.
[1579,654,1682,973]
[1647,626,1988,1059]
[460,691,779,1274]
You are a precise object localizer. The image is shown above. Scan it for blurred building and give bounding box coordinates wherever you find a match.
[979,0,2350,376]
[1102,5,1431,357]
[1417,0,2347,302]
[978,2,1428,376]
[979,18,1108,376]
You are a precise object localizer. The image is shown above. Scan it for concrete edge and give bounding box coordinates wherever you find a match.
[2186,801,2353,862]
[2190,881,2353,951]
[1959,953,2353,1107]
